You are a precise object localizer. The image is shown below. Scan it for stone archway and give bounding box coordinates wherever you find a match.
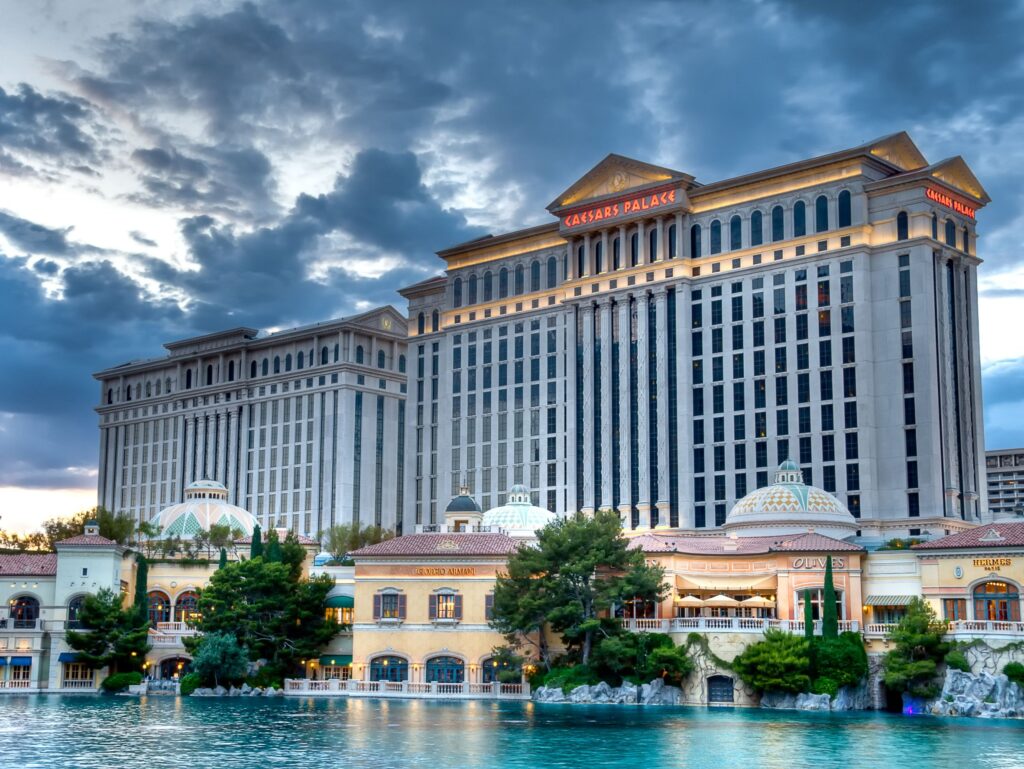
[707,674,735,704]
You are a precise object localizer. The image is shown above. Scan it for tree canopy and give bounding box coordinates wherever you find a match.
[732,629,812,693]
[65,588,151,672]
[321,523,394,563]
[882,597,950,698]
[190,631,249,687]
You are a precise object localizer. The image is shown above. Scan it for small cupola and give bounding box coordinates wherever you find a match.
[84,520,100,536]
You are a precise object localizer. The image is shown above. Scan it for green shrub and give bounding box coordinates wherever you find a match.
[246,664,285,690]
[811,633,868,690]
[882,597,950,699]
[101,671,143,693]
[589,631,693,687]
[542,664,600,694]
[732,629,811,694]
[1004,662,1024,687]
[811,676,839,699]
[944,650,970,672]
[179,672,201,696]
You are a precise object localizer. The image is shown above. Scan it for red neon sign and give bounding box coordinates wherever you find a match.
[926,187,976,220]
[561,188,678,229]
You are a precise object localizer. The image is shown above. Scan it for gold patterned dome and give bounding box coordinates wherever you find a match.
[722,461,857,539]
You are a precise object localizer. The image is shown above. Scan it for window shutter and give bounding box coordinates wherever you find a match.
[398,593,407,620]
[429,594,437,620]
[373,594,381,620]
[454,594,463,621]
[485,594,494,620]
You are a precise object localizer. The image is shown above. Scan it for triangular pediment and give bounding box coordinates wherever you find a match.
[928,156,990,203]
[346,304,407,335]
[548,154,692,212]
[866,131,929,172]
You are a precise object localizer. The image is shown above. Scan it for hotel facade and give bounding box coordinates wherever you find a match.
[93,307,408,536]
[401,132,990,537]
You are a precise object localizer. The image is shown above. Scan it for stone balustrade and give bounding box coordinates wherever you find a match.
[619,617,861,634]
[283,678,530,700]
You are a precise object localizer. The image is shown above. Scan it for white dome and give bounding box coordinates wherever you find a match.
[483,486,556,537]
[151,480,257,540]
[723,461,857,539]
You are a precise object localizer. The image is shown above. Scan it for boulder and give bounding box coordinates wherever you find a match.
[640,678,681,706]
[532,685,566,703]
[610,682,638,704]
[240,683,252,695]
[212,685,227,697]
[228,686,241,697]
[249,687,263,696]
[589,681,613,704]
[794,692,831,711]
[759,691,798,710]
[832,682,871,711]
[569,684,593,703]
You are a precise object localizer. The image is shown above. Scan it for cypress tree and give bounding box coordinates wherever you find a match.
[250,524,263,560]
[266,528,282,563]
[803,588,814,639]
[218,547,228,569]
[134,553,149,622]
[822,555,838,639]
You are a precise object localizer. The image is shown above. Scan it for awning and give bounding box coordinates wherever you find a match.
[740,596,776,608]
[58,652,79,663]
[864,595,916,607]
[319,655,353,667]
[675,595,705,607]
[10,656,32,666]
[324,594,354,609]
[703,594,741,608]
[676,574,777,591]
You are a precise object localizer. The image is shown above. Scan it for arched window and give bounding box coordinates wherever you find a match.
[931,213,938,240]
[273,356,281,374]
[106,389,113,405]
[750,210,763,247]
[514,264,525,294]
[250,361,257,379]
[10,596,39,629]
[206,365,214,386]
[482,655,520,684]
[453,277,463,308]
[284,354,292,372]
[612,237,621,270]
[377,350,386,369]
[897,211,909,241]
[576,244,585,277]
[425,656,465,684]
[630,232,639,266]
[228,361,235,381]
[648,227,658,261]
[321,346,329,365]
[771,205,784,241]
[973,581,1020,622]
[297,352,304,370]
[166,377,172,393]
[398,354,406,374]
[499,267,509,298]
[67,596,86,629]
[431,310,439,332]
[690,224,702,258]
[135,384,141,400]
[184,370,192,390]
[467,274,478,304]
[482,271,493,302]
[594,242,603,274]
[125,385,132,402]
[815,195,829,232]
[417,312,425,335]
[530,259,541,291]
[793,201,806,237]
[945,219,956,246]
[261,358,269,376]
[710,219,722,255]
[370,655,408,682]
[145,381,152,398]
[838,190,852,228]
[147,591,170,626]
[174,591,200,625]
[355,346,364,365]
[334,343,339,362]
[668,223,677,259]
[962,226,970,253]
[729,215,742,251]
[547,255,558,287]
[155,380,162,395]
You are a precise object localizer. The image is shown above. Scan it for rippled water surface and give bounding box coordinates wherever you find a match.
[3,695,1023,769]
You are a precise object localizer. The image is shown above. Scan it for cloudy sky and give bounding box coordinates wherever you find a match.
[1,0,1023,532]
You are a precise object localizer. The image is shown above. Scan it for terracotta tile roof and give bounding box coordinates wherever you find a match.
[629,532,862,555]
[56,534,118,547]
[351,533,519,558]
[237,533,318,545]
[911,522,1024,550]
[0,553,58,576]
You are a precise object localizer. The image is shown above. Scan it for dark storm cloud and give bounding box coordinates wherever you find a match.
[0,209,80,256]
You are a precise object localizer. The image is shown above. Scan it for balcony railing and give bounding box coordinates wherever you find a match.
[0,618,42,631]
[155,622,198,635]
[864,620,1024,638]
[283,678,529,700]
[60,679,96,690]
[618,617,861,634]
[0,680,33,689]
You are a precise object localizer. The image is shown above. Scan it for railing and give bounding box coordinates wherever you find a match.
[148,633,185,647]
[618,617,862,634]
[864,620,1024,638]
[283,678,530,700]
[0,680,33,689]
[61,679,96,690]
[0,619,42,631]
[155,622,198,635]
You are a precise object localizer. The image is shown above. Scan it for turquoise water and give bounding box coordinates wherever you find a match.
[2,695,1022,769]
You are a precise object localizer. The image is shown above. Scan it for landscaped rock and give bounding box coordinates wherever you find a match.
[640,678,682,705]
[569,684,593,703]
[240,683,251,695]
[532,685,566,703]
[589,681,613,703]
[760,690,836,711]
[759,691,797,710]
[794,692,831,711]
[610,682,638,704]
[928,670,1024,719]
[832,682,871,711]
[213,685,227,696]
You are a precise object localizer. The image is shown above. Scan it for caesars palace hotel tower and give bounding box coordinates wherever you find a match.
[401,132,990,538]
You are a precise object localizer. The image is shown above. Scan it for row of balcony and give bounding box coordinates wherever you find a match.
[618,617,1024,638]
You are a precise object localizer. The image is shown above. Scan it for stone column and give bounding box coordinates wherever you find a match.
[654,288,670,528]
[600,230,610,275]
[655,216,665,262]
[566,237,576,280]
[216,410,228,484]
[618,225,627,270]
[583,233,592,277]
[195,414,207,482]
[674,212,684,259]
[565,308,578,513]
[617,298,634,528]
[599,299,614,511]
[637,220,648,266]
[635,292,651,528]
[581,303,596,515]
[184,415,197,484]
[226,409,238,502]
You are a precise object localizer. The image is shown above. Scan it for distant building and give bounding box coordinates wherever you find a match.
[986,449,1024,520]
[93,307,408,536]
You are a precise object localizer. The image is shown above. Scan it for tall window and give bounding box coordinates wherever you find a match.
[945,219,956,246]
[897,211,909,241]
[612,237,621,270]
[576,244,585,277]
[377,350,386,369]
[730,215,742,250]
[429,592,463,620]
[174,591,200,625]
[148,591,170,625]
[547,255,558,287]
[750,210,763,247]
[668,223,677,258]
[425,656,465,684]
[515,264,525,294]
[815,195,828,232]
[453,277,463,307]
[690,224,702,258]
[794,201,806,237]
[467,274,478,304]
[838,190,852,228]
[370,656,408,682]
[531,259,541,291]
[710,219,722,254]
[771,206,784,241]
[649,227,658,261]
[9,596,39,629]
[499,267,509,298]
[594,241,603,274]
[483,271,493,301]
[630,233,639,266]
[973,581,1020,622]
[355,346,364,364]
[431,310,439,332]
[417,312,425,335]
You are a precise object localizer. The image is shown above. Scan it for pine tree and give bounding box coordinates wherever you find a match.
[803,588,814,639]
[822,555,838,639]
[250,524,263,560]
[265,528,282,563]
[66,588,152,673]
[218,547,228,569]
[133,554,149,622]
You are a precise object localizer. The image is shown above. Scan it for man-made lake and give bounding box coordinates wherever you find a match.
[2,695,1022,769]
